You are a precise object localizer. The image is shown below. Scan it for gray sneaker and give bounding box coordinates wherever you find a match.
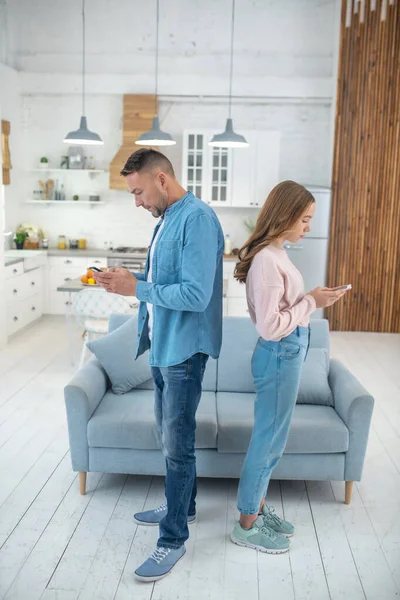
[231,515,290,554]
[133,502,196,526]
[135,545,186,582]
[261,504,295,538]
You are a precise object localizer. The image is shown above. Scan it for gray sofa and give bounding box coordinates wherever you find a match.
[64,316,374,504]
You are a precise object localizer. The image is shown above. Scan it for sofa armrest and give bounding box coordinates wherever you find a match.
[329,358,374,481]
[64,358,109,472]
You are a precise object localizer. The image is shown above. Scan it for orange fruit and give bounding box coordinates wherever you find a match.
[87,277,95,285]
[80,275,88,284]
[87,269,94,278]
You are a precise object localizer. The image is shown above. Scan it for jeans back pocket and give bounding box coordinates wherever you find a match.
[280,341,301,360]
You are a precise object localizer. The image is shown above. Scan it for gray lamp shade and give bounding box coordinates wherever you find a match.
[63,116,104,145]
[135,116,176,146]
[209,118,249,148]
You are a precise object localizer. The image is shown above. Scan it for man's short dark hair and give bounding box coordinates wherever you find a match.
[120,148,175,177]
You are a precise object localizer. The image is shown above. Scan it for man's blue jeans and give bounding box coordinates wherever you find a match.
[151,352,208,549]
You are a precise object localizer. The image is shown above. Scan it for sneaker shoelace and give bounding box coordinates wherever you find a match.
[150,546,171,564]
[264,505,284,527]
[259,523,278,541]
[154,502,168,514]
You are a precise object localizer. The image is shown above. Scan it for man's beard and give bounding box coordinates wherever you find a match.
[152,191,168,218]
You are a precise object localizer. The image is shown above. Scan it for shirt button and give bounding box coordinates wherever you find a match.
[141,316,145,320]
[138,334,140,337]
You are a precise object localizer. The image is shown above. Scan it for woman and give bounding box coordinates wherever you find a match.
[231,181,348,553]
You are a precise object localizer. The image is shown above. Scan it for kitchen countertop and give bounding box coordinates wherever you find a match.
[5,247,239,264]
[4,249,47,268]
[5,257,24,267]
[57,277,139,305]
[56,277,104,293]
[48,248,114,257]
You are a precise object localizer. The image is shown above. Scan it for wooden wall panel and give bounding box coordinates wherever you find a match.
[327,0,400,332]
[109,95,157,190]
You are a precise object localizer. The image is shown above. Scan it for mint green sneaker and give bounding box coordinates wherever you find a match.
[231,516,290,554]
[261,505,295,538]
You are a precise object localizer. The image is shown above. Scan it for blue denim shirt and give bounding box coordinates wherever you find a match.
[134,191,224,367]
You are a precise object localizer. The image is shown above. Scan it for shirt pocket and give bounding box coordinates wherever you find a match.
[157,240,182,275]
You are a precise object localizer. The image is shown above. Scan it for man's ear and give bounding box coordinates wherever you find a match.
[158,172,168,189]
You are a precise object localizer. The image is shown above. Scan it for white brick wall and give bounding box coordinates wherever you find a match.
[2,0,340,250]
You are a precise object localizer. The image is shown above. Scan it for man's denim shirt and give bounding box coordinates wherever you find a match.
[134,191,224,367]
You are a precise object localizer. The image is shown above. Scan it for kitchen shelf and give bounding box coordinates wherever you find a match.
[30,169,107,174]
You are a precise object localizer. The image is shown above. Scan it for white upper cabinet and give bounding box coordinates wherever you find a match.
[182,129,280,209]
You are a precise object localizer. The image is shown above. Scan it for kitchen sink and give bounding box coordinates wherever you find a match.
[5,249,47,258]
[5,249,47,271]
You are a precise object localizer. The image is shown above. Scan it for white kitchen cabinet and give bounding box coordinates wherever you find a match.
[223,260,249,318]
[6,266,44,337]
[5,262,24,279]
[182,129,280,208]
[47,256,106,315]
[230,130,280,208]
[182,130,233,207]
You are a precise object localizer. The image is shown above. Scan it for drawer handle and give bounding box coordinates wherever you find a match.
[65,259,72,264]
[31,306,36,311]
[13,268,17,274]
[64,277,71,281]
[65,301,71,306]
[13,289,17,294]
[31,281,35,286]
[93,260,101,264]
[13,316,18,321]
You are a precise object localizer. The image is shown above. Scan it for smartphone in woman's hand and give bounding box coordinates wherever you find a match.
[331,284,352,291]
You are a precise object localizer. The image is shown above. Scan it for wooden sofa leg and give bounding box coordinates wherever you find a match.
[345,481,353,505]
[79,472,87,495]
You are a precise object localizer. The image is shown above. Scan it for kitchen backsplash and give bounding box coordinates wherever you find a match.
[16,191,256,252]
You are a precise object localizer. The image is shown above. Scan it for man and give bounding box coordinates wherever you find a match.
[95,148,224,582]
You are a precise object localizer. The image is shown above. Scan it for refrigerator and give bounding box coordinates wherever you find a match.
[283,186,331,319]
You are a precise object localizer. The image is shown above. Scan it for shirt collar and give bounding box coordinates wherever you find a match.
[163,191,192,218]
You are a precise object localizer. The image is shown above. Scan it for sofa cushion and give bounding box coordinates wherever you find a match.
[216,392,348,454]
[309,318,330,353]
[88,390,218,450]
[297,348,333,406]
[217,317,331,395]
[87,315,151,394]
[217,318,259,393]
[108,312,218,392]
[217,319,332,405]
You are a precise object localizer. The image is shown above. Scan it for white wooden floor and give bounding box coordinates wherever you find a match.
[0,316,399,600]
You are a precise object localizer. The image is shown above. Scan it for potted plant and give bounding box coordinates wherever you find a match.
[14,228,29,249]
[39,157,49,169]
[73,194,79,202]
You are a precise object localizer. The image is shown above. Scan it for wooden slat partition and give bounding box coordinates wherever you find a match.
[327,0,400,332]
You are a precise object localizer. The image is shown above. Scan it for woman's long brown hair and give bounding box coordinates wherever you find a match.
[234,181,315,283]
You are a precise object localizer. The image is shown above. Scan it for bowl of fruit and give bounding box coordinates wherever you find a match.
[80,267,106,286]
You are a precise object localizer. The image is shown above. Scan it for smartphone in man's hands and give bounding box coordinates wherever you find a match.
[88,266,108,272]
